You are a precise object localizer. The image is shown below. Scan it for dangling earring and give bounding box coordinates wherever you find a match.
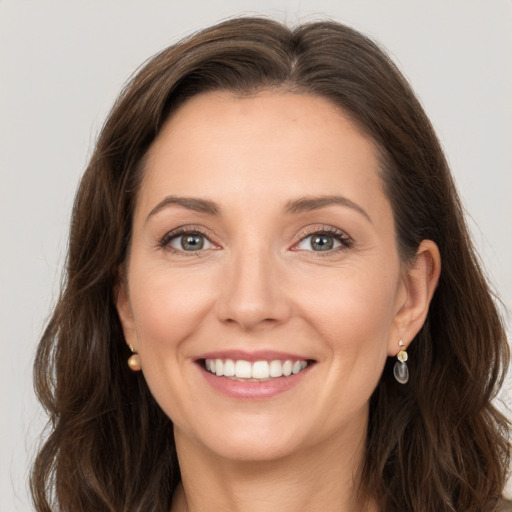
[127,345,141,372]
[393,339,409,384]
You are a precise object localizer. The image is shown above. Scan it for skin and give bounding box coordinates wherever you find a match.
[116,91,440,512]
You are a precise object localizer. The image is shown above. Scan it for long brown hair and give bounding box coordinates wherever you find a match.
[31,17,510,511]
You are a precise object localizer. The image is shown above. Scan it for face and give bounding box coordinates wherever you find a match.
[117,91,412,462]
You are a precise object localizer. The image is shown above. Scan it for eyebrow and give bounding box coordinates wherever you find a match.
[285,195,372,223]
[146,196,221,222]
[146,194,372,224]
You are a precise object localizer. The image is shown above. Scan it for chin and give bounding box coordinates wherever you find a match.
[176,416,312,463]
[206,436,305,463]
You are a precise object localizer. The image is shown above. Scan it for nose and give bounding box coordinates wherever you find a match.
[215,247,292,331]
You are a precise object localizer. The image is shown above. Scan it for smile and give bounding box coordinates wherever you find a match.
[204,359,309,381]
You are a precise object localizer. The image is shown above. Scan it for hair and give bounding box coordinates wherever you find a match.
[31,16,510,512]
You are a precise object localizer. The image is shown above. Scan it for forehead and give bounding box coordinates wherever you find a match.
[139,91,387,218]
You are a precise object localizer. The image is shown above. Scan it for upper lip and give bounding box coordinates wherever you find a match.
[195,350,314,362]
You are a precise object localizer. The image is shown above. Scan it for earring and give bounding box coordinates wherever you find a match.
[393,339,409,384]
[127,345,141,372]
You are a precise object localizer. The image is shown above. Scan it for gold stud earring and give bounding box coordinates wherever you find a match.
[393,339,409,384]
[127,345,141,372]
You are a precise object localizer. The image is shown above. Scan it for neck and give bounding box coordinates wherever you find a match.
[171,418,376,512]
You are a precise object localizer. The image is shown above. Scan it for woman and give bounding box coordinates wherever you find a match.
[31,17,510,511]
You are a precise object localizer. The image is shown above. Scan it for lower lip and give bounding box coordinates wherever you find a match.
[198,364,312,399]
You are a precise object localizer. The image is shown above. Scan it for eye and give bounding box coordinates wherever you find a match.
[163,230,214,252]
[293,227,353,253]
[297,233,342,251]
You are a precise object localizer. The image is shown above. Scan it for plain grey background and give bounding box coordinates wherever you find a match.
[1,1,511,510]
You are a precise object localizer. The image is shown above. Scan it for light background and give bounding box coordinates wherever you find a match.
[1,1,511,510]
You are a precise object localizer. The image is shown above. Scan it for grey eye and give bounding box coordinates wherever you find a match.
[170,233,211,251]
[311,234,334,251]
[297,234,341,251]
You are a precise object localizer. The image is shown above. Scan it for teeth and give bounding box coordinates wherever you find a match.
[204,358,309,380]
[235,360,252,379]
[223,359,235,377]
[252,361,269,379]
[269,360,283,377]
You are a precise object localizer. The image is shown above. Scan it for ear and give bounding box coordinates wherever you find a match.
[388,239,441,356]
[114,264,138,350]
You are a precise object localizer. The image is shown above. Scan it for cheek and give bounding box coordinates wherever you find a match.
[302,266,398,389]
[126,268,216,425]
[128,265,214,358]
[303,264,398,344]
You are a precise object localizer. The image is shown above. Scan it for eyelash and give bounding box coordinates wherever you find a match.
[158,225,354,256]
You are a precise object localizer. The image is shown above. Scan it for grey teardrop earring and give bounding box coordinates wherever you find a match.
[393,339,409,384]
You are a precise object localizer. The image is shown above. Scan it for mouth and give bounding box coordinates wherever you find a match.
[200,358,314,382]
[195,351,316,399]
